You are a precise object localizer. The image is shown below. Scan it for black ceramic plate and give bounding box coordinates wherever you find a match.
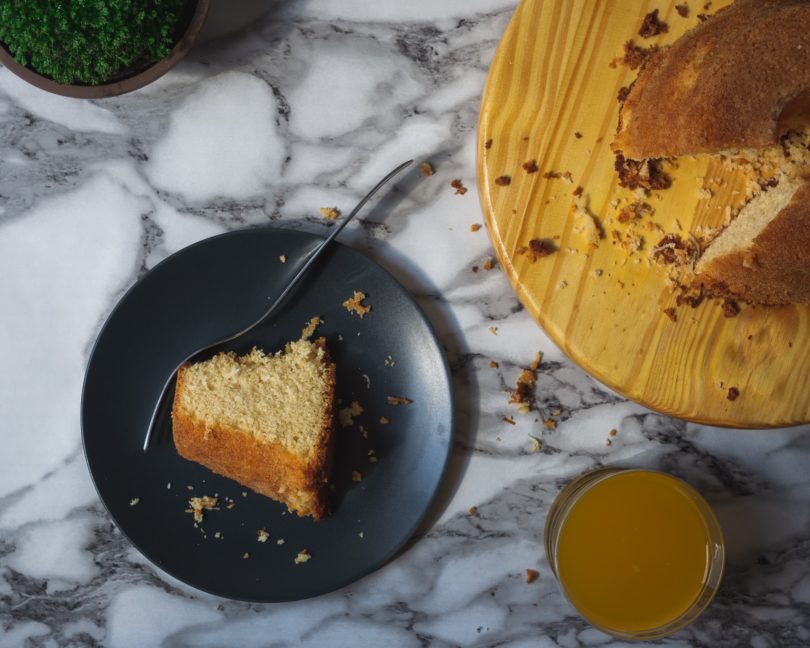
[81,227,453,602]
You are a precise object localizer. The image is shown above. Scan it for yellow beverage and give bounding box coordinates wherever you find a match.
[545,469,724,639]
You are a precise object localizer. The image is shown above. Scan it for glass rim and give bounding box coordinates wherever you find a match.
[544,467,725,641]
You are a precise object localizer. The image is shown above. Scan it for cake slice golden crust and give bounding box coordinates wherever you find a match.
[172,339,336,520]
[695,178,810,304]
[614,0,810,160]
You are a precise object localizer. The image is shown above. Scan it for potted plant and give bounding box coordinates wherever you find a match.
[0,0,209,98]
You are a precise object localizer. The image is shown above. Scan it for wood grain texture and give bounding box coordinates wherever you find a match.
[477,0,810,428]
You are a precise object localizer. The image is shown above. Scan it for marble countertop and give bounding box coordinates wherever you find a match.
[2,1,810,646]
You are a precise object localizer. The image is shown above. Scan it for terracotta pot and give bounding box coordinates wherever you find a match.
[0,0,210,99]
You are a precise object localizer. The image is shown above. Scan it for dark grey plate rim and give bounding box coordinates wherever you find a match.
[80,225,454,602]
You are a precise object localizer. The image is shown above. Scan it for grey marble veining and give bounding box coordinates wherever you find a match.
[2,1,810,646]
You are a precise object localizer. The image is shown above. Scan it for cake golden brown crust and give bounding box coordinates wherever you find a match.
[695,180,810,304]
[614,0,810,160]
[172,340,337,520]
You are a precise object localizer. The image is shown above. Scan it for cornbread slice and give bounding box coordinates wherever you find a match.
[172,338,336,519]
[614,0,810,160]
[695,177,810,304]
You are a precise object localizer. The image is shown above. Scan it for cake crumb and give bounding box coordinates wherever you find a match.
[451,179,468,195]
[503,416,516,425]
[721,299,740,318]
[301,315,322,340]
[358,531,365,539]
[471,265,479,273]
[129,498,140,507]
[351,470,363,482]
[384,355,395,367]
[226,499,235,510]
[530,351,543,371]
[343,291,371,318]
[420,162,435,176]
[490,360,499,368]
[574,132,583,139]
[518,238,557,263]
[543,419,557,430]
[676,3,689,17]
[471,223,482,232]
[469,506,478,515]
[243,552,250,560]
[339,400,364,428]
[241,492,247,497]
[526,569,540,584]
[379,416,390,425]
[257,529,270,543]
[727,387,740,401]
[483,257,496,271]
[279,255,286,263]
[484,138,493,149]
[529,435,542,452]
[609,428,618,437]
[319,207,340,221]
[294,549,312,564]
[166,482,171,489]
[663,307,678,322]
[277,538,285,545]
[489,326,498,335]
[387,395,413,406]
[639,9,668,38]
[495,175,511,186]
[186,496,219,523]
[522,160,539,174]
[510,365,537,413]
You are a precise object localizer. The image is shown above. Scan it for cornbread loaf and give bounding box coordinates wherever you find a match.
[614,0,810,160]
[695,177,810,304]
[172,338,336,519]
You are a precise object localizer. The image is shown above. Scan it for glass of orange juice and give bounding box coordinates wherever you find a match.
[544,468,725,640]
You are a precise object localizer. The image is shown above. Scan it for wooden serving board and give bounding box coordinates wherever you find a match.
[477,0,810,428]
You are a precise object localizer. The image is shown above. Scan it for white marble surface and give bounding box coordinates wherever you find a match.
[2,1,810,646]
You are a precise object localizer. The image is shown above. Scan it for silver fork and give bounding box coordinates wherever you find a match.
[142,159,414,451]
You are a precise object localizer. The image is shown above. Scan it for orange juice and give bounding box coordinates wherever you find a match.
[545,469,724,639]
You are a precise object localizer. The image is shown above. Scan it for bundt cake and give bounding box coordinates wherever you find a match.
[614,0,810,160]
[695,176,810,304]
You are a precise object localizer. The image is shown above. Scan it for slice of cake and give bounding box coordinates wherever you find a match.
[614,0,810,160]
[172,338,336,520]
[695,177,810,304]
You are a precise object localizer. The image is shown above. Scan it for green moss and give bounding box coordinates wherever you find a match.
[0,0,188,85]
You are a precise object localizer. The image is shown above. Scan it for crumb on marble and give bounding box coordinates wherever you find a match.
[526,569,540,584]
[529,435,542,453]
[609,428,618,437]
[420,162,435,176]
[483,257,496,271]
[471,223,482,232]
[503,416,516,425]
[343,291,371,318]
[468,506,478,515]
[319,206,340,221]
[489,326,498,335]
[451,179,468,195]
[490,360,499,368]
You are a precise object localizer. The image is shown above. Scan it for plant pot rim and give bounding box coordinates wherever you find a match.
[0,0,210,99]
